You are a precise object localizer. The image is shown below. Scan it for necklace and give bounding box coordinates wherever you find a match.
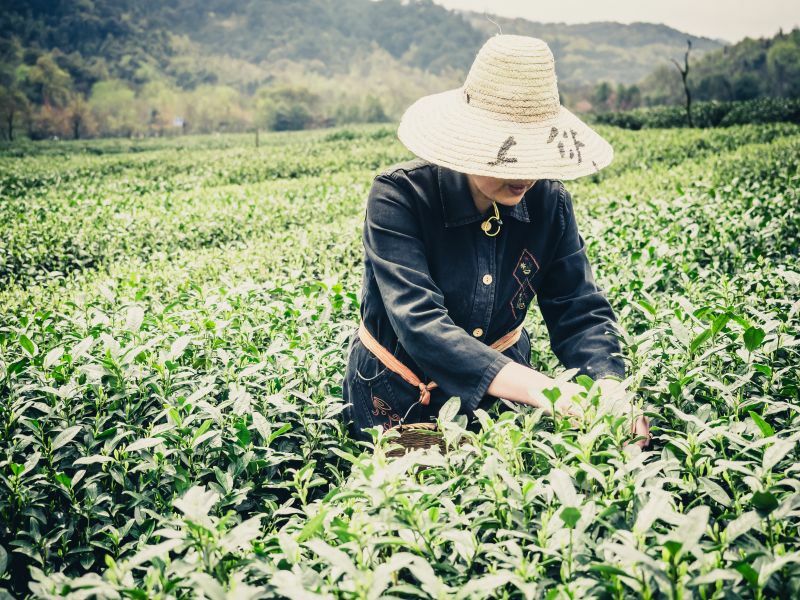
[480,201,503,237]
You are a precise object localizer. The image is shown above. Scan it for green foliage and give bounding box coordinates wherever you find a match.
[589,81,644,112]
[87,80,138,137]
[0,122,799,598]
[593,97,800,129]
[637,28,800,106]
[0,85,30,141]
[767,38,800,97]
[255,86,317,131]
[20,54,73,108]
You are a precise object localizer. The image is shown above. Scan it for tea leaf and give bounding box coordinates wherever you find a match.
[699,477,732,507]
[51,426,82,451]
[74,455,114,466]
[689,568,741,586]
[748,411,774,437]
[751,491,779,517]
[43,346,64,369]
[305,539,356,576]
[743,327,765,352]
[70,336,94,361]
[125,305,145,332]
[559,506,581,529]
[758,551,800,587]
[127,539,183,568]
[126,438,162,452]
[634,490,672,533]
[690,328,712,354]
[762,438,794,472]
[19,335,37,357]
[170,335,192,358]
[173,486,219,523]
[221,516,263,552]
[549,469,578,506]
[439,396,460,424]
[297,508,327,543]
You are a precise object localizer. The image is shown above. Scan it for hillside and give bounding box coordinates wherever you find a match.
[0,0,731,139]
[463,14,722,86]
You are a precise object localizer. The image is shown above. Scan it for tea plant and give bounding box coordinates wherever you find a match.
[1,123,798,598]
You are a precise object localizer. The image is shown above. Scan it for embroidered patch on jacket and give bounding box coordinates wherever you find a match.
[510,249,540,318]
[372,395,402,430]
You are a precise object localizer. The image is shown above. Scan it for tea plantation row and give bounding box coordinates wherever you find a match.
[0,123,798,598]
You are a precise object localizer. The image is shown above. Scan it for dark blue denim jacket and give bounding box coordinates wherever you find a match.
[341,158,624,440]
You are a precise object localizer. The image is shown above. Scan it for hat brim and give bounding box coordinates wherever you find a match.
[397,88,614,180]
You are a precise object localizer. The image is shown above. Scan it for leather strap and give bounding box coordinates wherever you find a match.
[357,322,524,406]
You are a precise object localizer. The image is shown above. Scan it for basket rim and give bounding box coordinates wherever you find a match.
[388,421,440,433]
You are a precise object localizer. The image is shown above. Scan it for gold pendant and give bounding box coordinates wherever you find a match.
[481,202,502,237]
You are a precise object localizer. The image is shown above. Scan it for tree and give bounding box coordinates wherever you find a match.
[591,82,612,112]
[731,73,761,101]
[613,83,642,111]
[767,39,800,97]
[362,95,388,123]
[24,54,73,108]
[0,86,30,141]
[696,74,733,101]
[0,37,24,89]
[186,85,249,133]
[139,81,185,135]
[66,95,95,139]
[273,104,312,131]
[255,86,318,131]
[29,103,71,139]
[88,79,139,137]
[333,101,361,125]
[670,39,693,127]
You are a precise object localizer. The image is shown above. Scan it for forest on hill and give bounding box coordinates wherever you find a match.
[0,0,796,140]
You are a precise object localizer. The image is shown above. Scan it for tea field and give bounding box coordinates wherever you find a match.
[1,122,799,599]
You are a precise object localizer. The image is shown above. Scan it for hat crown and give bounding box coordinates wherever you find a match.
[462,35,561,123]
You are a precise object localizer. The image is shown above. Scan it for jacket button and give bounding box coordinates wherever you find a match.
[472,327,484,338]
[482,274,493,285]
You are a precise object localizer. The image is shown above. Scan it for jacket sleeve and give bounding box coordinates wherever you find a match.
[363,173,512,413]
[535,184,626,381]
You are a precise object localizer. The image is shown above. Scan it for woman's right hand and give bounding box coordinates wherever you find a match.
[490,362,636,435]
[526,379,650,449]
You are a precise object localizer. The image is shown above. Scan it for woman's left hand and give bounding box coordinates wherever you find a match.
[628,413,651,449]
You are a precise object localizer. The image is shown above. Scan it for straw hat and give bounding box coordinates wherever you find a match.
[397,34,614,180]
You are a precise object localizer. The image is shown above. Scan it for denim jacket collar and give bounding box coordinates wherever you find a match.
[437,165,531,228]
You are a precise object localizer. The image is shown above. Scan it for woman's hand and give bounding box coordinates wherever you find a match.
[490,364,651,448]
[535,377,651,449]
[628,413,652,449]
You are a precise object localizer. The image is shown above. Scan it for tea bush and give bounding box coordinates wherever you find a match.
[1,123,799,598]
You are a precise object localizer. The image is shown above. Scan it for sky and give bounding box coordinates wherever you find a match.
[430,0,800,43]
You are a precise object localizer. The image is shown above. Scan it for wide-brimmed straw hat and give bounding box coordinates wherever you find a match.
[397,34,614,180]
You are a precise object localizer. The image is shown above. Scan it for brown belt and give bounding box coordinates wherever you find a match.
[357,322,524,407]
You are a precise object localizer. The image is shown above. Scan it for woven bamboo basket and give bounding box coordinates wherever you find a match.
[383,421,465,457]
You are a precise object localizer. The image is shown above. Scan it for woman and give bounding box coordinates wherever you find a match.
[341,35,650,448]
